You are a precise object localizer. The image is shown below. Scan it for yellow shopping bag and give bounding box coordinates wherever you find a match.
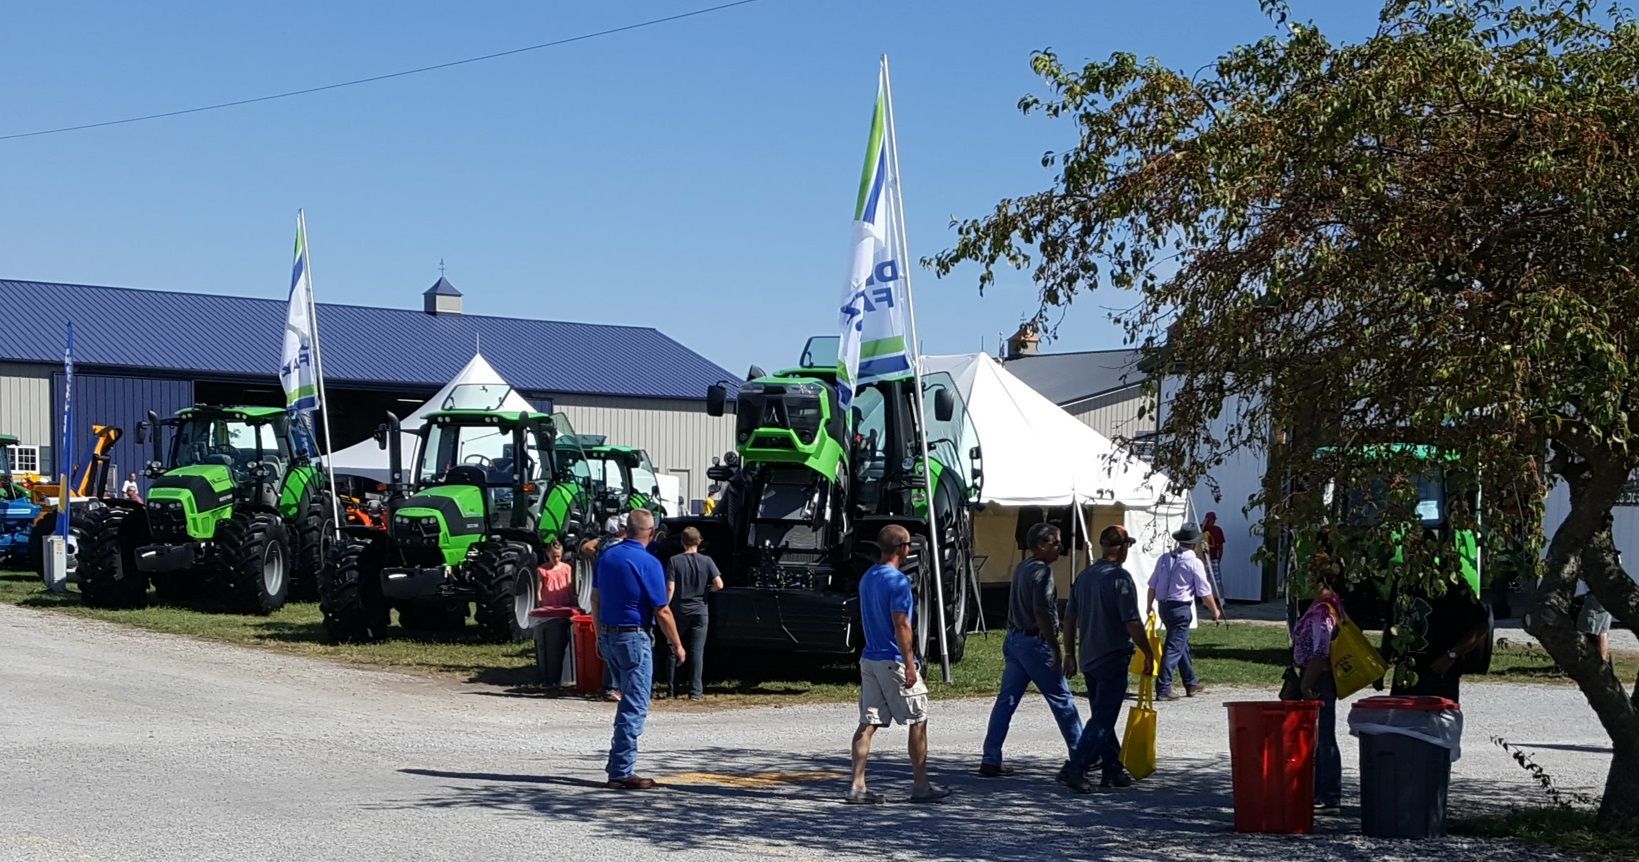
[1121,675,1159,780]
[1329,608,1387,699]
[1129,612,1162,676]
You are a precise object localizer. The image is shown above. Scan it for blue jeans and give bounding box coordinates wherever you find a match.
[1315,671,1341,806]
[981,632,1083,764]
[1157,600,1199,694]
[600,631,654,780]
[1067,654,1129,780]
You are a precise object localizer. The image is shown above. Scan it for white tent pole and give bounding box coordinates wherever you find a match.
[881,54,951,683]
[300,209,344,540]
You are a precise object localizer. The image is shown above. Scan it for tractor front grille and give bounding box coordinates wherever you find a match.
[146,502,190,541]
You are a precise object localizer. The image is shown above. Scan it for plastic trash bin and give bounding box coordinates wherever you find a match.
[571,613,604,697]
[1225,700,1320,834]
[530,608,575,687]
[1349,695,1462,838]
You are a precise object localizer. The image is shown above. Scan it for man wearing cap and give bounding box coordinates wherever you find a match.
[1060,525,1155,792]
[1146,523,1224,701]
[978,522,1083,777]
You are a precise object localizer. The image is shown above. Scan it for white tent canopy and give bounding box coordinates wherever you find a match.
[328,351,536,482]
[923,353,1189,601]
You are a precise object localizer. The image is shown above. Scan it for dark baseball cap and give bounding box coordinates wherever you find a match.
[1100,525,1137,548]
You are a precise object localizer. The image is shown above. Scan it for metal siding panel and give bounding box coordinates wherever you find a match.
[1068,390,1157,441]
[0,364,53,446]
[52,373,192,493]
[552,395,735,503]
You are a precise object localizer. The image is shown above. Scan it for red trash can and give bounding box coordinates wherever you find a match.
[1225,700,1320,834]
[571,613,604,696]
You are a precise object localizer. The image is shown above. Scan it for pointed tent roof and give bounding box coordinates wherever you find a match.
[328,351,534,481]
[424,276,462,297]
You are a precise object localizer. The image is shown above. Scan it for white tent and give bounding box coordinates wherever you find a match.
[328,352,537,482]
[923,353,1189,609]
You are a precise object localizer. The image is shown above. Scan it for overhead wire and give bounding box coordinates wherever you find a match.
[0,0,764,142]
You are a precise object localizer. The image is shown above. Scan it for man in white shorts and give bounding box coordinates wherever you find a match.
[846,523,950,804]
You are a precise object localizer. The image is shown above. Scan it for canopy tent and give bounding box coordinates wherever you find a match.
[328,352,537,482]
[922,353,1189,609]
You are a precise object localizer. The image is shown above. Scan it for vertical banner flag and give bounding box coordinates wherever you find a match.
[837,64,911,411]
[281,217,319,413]
[59,322,74,540]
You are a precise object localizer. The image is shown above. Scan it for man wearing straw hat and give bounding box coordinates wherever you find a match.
[1146,522,1224,701]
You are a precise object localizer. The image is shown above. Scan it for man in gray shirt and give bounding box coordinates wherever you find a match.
[978,523,1083,776]
[1060,524,1156,792]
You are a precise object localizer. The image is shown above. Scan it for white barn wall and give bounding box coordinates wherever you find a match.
[551,394,736,505]
[1542,480,1639,585]
[0,363,54,446]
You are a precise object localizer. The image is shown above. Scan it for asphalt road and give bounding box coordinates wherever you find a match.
[0,604,1614,862]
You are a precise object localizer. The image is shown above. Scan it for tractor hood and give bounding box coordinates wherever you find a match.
[396,485,486,536]
[149,464,236,511]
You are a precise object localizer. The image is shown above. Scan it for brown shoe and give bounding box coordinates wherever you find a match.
[606,776,656,790]
[978,762,1016,777]
[1186,684,1208,697]
[1158,691,1182,702]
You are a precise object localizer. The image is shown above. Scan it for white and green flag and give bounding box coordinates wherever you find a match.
[837,61,911,411]
[280,212,319,413]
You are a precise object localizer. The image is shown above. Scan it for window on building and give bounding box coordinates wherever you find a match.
[6,445,41,475]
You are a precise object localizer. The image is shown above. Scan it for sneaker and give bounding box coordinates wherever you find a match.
[1101,770,1134,789]
[911,784,953,803]
[977,762,1016,777]
[1186,684,1208,697]
[688,693,704,702]
[843,788,885,805]
[601,690,622,703]
[1315,803,1342,816]
[1056,763,1094,794]
[1158,691,1182,702]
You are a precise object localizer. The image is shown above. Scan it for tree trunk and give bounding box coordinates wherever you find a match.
[1525,450,1639,830]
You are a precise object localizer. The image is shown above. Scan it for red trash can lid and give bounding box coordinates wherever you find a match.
[1352,695,1460,712]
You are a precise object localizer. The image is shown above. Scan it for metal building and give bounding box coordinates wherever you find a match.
[0,278,737,506]
[997,326,1155,446]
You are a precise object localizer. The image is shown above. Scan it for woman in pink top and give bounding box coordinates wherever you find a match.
[1293,575,1343,814]
[535,541,576,690]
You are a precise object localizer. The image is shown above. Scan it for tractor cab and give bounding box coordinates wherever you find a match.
[139,406,304,539]
[557,436,667,518]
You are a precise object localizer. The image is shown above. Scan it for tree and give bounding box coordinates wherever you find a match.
[931,0,1639,828]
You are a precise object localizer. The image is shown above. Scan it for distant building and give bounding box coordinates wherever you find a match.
[997,324,1155,446]
[0,277,736,504]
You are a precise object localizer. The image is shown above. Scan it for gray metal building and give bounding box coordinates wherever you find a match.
[0,278,737,506]
[997,327,1155,445]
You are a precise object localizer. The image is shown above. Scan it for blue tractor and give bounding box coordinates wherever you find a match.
[0,434,44,565]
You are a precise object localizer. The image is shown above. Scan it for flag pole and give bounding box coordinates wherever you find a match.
[299,210,344,540]
[881,55,953,683]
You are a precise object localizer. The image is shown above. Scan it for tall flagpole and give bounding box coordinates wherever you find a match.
[299,210,344,540]
[881,55,953,683]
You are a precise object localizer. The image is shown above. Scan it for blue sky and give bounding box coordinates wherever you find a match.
[1,1,1380,379]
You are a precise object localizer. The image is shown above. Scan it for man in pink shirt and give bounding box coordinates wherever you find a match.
[1146,524,1223,701]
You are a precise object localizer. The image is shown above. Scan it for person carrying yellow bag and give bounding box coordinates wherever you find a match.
[1060,525,1158,794]
[1291,575,1349,815]
[1129,612,1162,676]
[1120,674,1159,780]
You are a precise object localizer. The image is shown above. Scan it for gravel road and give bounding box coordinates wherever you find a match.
[0,604,1613,861]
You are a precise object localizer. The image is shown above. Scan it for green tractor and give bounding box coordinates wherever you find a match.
[76,406,334,613]
[560,437,668,518]
[319,384,595,643]
[670,336,984,662]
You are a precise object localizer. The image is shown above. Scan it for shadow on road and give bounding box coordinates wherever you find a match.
[378,747,1540,861]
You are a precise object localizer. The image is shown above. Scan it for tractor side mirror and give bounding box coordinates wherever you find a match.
[933,388,956,423]
[135,422,149,445]
[705,384,728,418]
[707,465,734,482]
[373,423,389,450]
[970,445,982,461]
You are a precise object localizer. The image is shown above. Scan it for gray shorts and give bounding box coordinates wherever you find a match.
[1578,594,1613,636]
[858,658,928,727]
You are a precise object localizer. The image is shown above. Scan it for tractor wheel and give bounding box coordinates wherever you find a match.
[925,536,971,664]
[319,540,390,643]
[474,543,538,643]
[397,602,468,632]
[216,511,291,615]
[572,553,596,612]
[290,492,335,602]
[76,506,150,609]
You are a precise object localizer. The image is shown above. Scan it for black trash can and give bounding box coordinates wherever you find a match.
[1348,695,1462,838]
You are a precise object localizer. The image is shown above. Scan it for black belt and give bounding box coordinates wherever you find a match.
[1008,627,1041,637]
[599,625,643,634]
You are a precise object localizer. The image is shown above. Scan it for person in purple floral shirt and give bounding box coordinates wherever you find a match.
[1293,577,1343,815]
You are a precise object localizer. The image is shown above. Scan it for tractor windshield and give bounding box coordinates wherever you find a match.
[631,450,660,497]
[171,415,290,478]
[417,420,545,487]
[736,382,826,446]
[1340,470,1447,528]
[922,371,980,500]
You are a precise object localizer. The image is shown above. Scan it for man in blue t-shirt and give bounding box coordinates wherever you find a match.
[846,524,951,805]
[592,508,684,789]
[1060,524,1156,792]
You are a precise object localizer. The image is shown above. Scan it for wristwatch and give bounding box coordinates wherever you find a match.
[1445,649,1458,660]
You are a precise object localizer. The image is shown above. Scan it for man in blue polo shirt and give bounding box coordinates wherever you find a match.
[592,508,684,789]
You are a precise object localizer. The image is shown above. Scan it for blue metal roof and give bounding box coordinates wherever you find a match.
[1,279,737,400]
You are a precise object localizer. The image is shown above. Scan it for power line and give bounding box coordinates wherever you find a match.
[0,0,765,142]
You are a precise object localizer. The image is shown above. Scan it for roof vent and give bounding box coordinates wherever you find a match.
[424,276,462,316]
[1005,322,1040,359]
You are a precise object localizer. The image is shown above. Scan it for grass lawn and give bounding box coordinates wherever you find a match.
[1452,807,1639,859]
[2,569,1632,704]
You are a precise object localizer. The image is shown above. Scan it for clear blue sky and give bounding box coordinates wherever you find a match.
[1,1,1379,379]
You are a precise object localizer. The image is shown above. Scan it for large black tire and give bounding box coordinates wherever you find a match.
[290,491,335,602]
[76,505,150,609]
[216,511,291,615]
[474,543,538,643]
[319,540,390,643]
